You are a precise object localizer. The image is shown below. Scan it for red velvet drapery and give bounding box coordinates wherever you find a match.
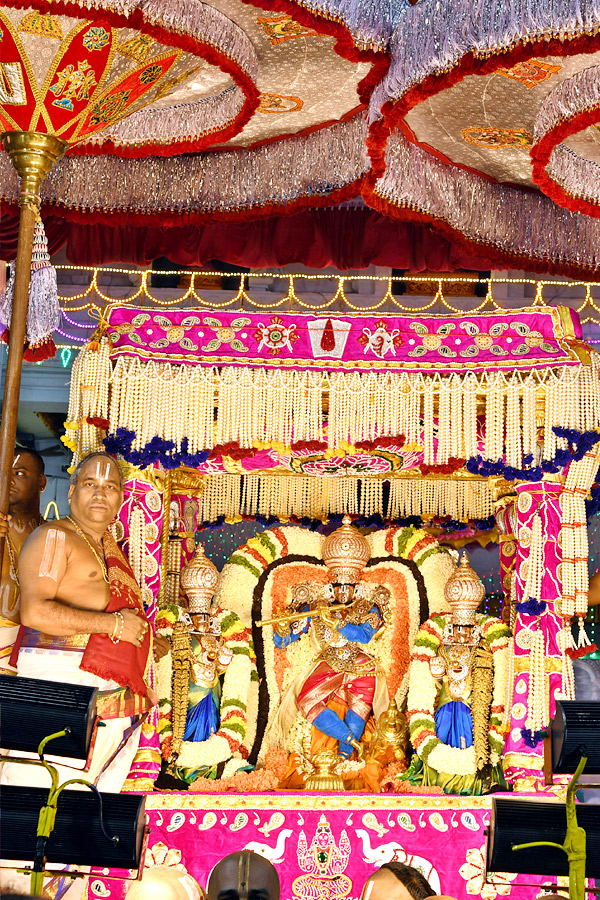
[0,206,495,271]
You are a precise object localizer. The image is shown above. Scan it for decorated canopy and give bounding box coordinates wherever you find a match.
[66,304,600,539]
[7,1,600,273]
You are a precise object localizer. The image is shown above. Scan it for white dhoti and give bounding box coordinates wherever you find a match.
[0,647,142,899]
[1,647,141,790]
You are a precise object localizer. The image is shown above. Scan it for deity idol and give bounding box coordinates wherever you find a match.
[169,543,234,783]
[265,517,391,782]
[404,554,512,795]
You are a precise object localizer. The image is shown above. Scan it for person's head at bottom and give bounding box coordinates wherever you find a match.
[207,851,280,900]
[126,867,204,900]
[361,863,436,900]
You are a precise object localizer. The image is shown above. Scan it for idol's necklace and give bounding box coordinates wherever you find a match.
[66,515,109,583]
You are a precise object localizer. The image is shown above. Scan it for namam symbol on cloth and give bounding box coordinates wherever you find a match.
[358,320,401,359]
[459,321,508,357]
[408,322,456,357]
[257,15,318,44]
[293,815,352,900]
[202,317,251,352]
[307,318,351,359]
[498,59,562,88]
[254,316,299,355]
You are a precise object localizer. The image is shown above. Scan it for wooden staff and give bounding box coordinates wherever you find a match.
[0,131,67,556]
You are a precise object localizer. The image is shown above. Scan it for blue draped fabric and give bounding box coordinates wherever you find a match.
[434,700,473,749]
[183,691,220,742]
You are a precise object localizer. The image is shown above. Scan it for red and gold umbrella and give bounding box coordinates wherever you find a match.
[0,0,263,537]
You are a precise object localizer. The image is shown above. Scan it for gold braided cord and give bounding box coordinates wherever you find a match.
[471,638,494,774]
[169,621,196,764]
[55,267,600,322]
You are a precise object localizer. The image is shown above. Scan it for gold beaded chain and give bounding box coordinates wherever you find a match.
[66,515,109,583]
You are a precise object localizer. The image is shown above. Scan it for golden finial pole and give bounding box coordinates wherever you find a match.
[0,131,67,555]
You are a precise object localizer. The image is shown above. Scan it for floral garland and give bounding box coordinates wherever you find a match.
[155,603,255,777]
[465,427,600,481]
[406,614,511,777]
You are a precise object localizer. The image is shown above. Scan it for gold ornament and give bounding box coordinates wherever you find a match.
[169,620,197,764]
[322,515,370,584]
[444,553,485,626]
[305,750,345,792]
[366,698,409,765]
[180,543,219,614]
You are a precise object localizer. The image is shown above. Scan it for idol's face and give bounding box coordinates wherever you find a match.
[331,582,355,605]
[452,624,475,645]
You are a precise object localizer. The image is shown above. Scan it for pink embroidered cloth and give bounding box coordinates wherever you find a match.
[106,306,583,373]
[88,792,555,899]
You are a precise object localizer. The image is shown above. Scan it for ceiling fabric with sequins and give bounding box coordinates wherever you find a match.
[6,0,600,275]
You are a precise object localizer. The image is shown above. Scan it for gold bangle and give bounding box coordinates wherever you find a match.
[110,611,124,644]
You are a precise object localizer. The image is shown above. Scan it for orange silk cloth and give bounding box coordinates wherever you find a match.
[280,655,380,791]
[279,698,381,791]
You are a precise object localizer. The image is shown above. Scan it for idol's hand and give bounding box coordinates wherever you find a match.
[120,608,148,647]
[275,620,294,638]
[318,607,339,632]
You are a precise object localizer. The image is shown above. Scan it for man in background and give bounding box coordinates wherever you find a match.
[0,448,46,674]
[207,851,280,900]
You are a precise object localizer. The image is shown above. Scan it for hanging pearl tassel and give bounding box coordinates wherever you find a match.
[0,217,59,362]
[523,513,543,604]
[525,624,547,734]
[128,504,146,594]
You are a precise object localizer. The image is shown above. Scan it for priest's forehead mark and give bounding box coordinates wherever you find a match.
[81,457,120,483]
[94,459,114,481]
[12,454,21,467]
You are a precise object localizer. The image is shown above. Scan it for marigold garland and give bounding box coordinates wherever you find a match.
[214,524,457,766]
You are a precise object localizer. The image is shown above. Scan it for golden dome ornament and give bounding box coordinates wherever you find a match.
[444,553,485,626]
[179,543,219,615]
[322,515,370,584]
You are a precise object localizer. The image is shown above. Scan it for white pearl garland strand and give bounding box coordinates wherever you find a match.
[66,340,599,466]
[198,474,495,523]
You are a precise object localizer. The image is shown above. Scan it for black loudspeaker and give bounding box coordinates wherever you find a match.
[0,674,97,760]
[551,701,600,774]
[487,798,600,878]
[0,786,146,870]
